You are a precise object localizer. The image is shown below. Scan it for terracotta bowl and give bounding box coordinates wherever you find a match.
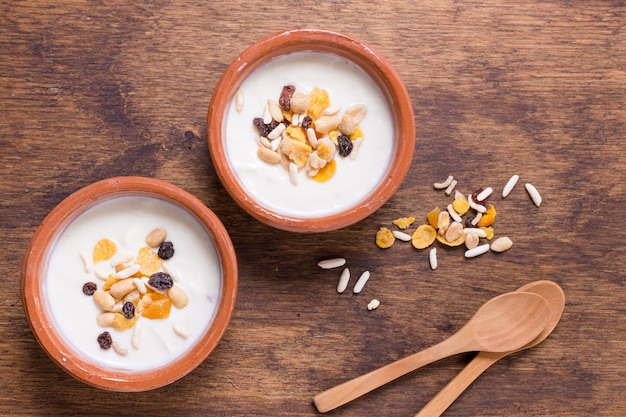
[207,28,415,232]
[21,177,238,391]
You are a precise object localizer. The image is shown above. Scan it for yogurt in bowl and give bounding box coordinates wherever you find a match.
[208,29,415,232]
[21,177,238,391]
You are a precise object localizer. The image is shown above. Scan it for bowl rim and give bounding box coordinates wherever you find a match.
[207,28,415,233]
[20,176,238,392]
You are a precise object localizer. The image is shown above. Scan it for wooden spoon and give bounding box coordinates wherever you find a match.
[414,280,565,417]
[313,291,550,413]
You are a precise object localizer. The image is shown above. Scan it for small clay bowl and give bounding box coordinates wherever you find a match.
[21,177,238,391]
[207,29,415,232]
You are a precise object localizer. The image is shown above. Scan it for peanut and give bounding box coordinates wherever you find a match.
[167,285,189,309]
[110,278,137,299]
[267,99,284,122]
[339,113,356,135]
[290,92,310,114]
[313,115,340,134]
[93,289,115,311]
[257,147,281,164]
[146,228,167,248]
[345,104,367,124]
[96,312,115,327]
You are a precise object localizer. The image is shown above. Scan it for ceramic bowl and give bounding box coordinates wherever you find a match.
[207,28,415,232]
[21,176,238,391]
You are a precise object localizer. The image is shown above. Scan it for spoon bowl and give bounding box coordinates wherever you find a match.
[313,291,550,413]
[414,280,565,417]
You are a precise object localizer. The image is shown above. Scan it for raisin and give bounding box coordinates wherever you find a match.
[82,282,97,296]
[472,187,486,202]
[253,117,271,136]
[158,241,174,259]
[279,85,295,111]
[337,135,353,157]
[465,216,476,228]
[301,115,312,130]
[122,301,135,319]
[149,272,174,291]
[97,331,112,350]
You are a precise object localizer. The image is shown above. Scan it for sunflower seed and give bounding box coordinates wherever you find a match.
[434,175,454,189]
[465,243,490,258]
[317,258,347,269]
[525,183,542,207]
[337,268,350,293]
[353,271,371,294]
[429,247,438,270]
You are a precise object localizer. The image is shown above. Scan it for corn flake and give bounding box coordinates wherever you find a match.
[392,217,415,229]
[376,227,395,248]
[286,125,306,142]
[93,238,117,263]
[135,246,163,277]
[307,87,330,119]
[411,224,437,249]
[313,159,337,182]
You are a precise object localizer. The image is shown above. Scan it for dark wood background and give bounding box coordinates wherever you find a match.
[2,1,625,416]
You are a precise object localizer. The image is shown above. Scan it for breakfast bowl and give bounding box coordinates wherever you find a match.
[207,28,415,232]
[21,176,238,391]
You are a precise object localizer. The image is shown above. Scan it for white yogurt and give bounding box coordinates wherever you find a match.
[43,196,222,371]
[224,51,395,218]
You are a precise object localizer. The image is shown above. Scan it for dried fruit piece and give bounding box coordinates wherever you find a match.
[411,224,437,249]
[141,297,172,319]
[392,217,415,229]
[134,246,163,276]
[93,238,117,263]
[158,241,175,260]
[122,301,135,319]
[427,207,441,229]
[337,134,353,157]
[97,331,112,349]
[477,204,496,227]
[376,227,396,248]
[149,272,174,291]
[279,85,295,111]
[313,159,337,182]
[82,282,97,296]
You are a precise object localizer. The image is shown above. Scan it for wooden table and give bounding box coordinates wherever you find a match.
[2,1,625,416]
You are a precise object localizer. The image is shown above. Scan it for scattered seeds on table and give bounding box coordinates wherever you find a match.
[445,179,458,195]
[502,174,519,198]
[467,194,487,213]
[353,271,371,294]
[317,258,347,269]
[392,230,412,242]
[464,231,480,249]
[367,299,380,311]
[337,268,351,293]
[433,175,454,190]
[465,243,490,258]
[525,183,542,207]
[429,247,438,270]
[475,187,493,202]
[490,236,513,253]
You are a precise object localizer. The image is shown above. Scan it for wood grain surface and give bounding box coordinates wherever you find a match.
[2,1,625,416]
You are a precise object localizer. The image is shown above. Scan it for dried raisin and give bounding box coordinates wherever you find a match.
[253,117,271,136]
[279,85,295,111]
[149,272,174,291]
[337,134,353,157]
[301,115,312,130]
[82,282,97,296]
[97,331,112,349]
[158,241,174,260]
[122,301,135,319]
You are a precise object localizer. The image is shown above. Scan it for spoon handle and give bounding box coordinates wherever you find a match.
[414,351,506,417]
[313,333,471,413]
